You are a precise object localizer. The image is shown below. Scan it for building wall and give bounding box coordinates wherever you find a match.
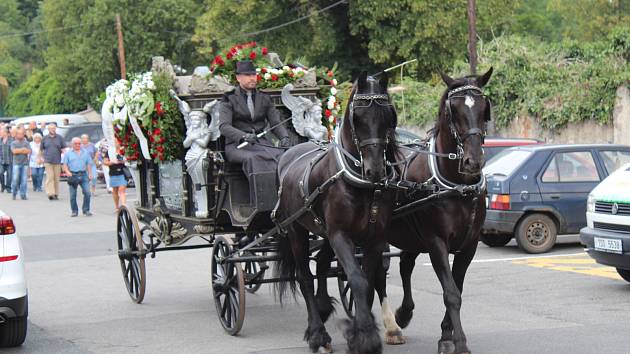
[401,86,629,145]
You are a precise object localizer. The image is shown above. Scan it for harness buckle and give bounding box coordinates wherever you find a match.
[448,153,458,160]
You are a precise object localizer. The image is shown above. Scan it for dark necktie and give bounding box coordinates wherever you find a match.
[246,91,255,119]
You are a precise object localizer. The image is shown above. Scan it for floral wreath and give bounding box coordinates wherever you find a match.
[104,71,184,162]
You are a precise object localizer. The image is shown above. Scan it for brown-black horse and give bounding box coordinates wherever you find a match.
[313,68,493,352]
[385,68,493,354]
[274,72,398,354]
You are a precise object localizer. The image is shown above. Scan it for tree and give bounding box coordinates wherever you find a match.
[193,0,374,79]
[5,68,74,116]
[40,0,201,112]
[349,0,514,80]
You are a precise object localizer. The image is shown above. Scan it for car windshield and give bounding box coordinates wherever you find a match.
[483,149,532,176]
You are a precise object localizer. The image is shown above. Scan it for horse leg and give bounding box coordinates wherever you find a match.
[329,232,382,354]
[315,240,336,323]
[428,240,471,354]
[437,246,477,354]
[373,251,405,345]
[395,250,419,329]
[290,226,333,353]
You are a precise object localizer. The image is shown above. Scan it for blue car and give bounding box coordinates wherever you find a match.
[482,144,630,253]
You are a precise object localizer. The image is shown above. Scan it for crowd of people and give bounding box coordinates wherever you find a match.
[0,121,127,217]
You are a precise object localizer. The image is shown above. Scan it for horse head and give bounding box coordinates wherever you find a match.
[438,67,493,175]
[342,71,397,183]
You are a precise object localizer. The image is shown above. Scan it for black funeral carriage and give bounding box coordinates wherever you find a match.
[116,85,356,335]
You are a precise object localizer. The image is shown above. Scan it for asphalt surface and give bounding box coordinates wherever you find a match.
[1,182,630,353]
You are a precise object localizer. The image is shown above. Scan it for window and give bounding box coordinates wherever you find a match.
[542,151,600,182]
[600,150,630,174]
[483,150,532,177]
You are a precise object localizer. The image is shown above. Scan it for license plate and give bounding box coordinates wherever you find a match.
[594,237,623,254]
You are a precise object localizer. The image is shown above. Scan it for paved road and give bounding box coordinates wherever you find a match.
[2,183,630,353]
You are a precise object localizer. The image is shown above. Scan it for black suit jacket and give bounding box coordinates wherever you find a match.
[218,86,289,145]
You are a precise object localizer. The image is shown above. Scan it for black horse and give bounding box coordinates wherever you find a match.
[384,68,494,354]
[313,68,493,353]
[274,72,398,354]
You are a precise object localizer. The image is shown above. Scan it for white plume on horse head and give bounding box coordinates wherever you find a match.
[281,83,327,141]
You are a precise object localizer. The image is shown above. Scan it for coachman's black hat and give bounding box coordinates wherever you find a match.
[235,60,257,75]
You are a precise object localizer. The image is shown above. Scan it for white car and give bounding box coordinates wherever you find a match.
[0,210,27,347]
[580,162,630,283]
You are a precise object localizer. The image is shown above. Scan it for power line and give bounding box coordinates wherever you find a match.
[243,0,347,37]
[0,23,94,40]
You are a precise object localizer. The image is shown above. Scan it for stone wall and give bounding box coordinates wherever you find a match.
[401,86,630,145]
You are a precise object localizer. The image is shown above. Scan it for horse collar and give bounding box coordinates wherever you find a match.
[428,136,486,194]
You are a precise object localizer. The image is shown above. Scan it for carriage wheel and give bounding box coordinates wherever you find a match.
[211,235,246,335]
[243,251,266,294]
[338,274,355,318]
[116,206,146,304]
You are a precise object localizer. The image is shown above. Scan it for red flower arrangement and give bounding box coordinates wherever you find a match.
[209,41,269,82]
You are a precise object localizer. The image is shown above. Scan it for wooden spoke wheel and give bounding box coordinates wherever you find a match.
[116,206,146,304]
[211,235,246,336]
[338,274,355,318]
[243,251,267,294]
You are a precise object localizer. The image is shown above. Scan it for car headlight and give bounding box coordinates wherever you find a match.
[587,194,595,213]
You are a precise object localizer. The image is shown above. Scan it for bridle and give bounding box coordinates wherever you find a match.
[347,93,393,151]
[442,84,491,175]
[334,90,397,186]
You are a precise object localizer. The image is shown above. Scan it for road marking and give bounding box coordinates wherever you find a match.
[422,252,585,266]
[421,252,622,280]
[512,254,622,280]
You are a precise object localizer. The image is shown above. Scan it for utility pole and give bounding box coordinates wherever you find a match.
[116,14,127,80]
[467,0,477,75]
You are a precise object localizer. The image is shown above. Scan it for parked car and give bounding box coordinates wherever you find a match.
[483,137,541,162]
[0,210,28,347]
[12,114,87,129]
[580,162,630,283]
[57,123,104,146]
[482,144,630,253]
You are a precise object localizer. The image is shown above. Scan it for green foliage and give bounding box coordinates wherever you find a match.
[390,77,444,128]
[392,30,630,130]
[0,0,32,88]
[40,0,201,112]
[5,68,80,115]
[193,0,375,80]
[349,0,515,80]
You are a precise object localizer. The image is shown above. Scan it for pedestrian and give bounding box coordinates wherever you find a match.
[62,137,94,217]
[10,126,17,138]
[80,134,98,196]
[10,128,31,200]
[29,121,43,136]
[29,133,45,192]
[0,126,13,193]
[102,149,127,212]
[96,138,112,193]
[41,123,66,200]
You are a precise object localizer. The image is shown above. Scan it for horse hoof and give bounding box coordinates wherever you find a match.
[438,340,455,354]
[316,343,333,354]
[385,330,406,345]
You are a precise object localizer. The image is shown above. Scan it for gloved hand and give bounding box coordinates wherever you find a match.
[241,133,258,144]
[280,136,291,147]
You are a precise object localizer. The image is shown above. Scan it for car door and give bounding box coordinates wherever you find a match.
[538,149,602,233]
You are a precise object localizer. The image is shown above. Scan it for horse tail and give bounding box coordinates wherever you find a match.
[274,232,298,304]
